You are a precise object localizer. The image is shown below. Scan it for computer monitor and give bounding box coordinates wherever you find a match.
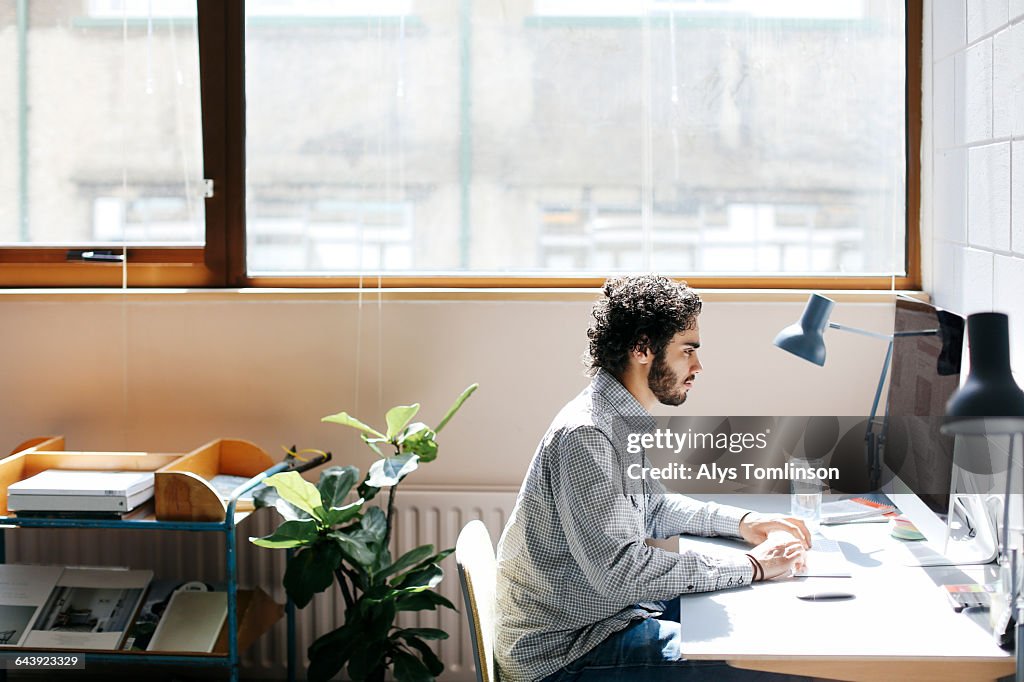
[881,296,963,514]
[880,296,998,566]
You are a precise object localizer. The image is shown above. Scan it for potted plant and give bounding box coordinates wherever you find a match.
[251,384,478,682]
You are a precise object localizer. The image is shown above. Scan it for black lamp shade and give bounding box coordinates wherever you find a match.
[773,293,834,366]
[943,312,1024,435]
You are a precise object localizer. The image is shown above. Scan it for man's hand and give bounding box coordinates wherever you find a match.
[749,531,806,580]
[738,511,812,549]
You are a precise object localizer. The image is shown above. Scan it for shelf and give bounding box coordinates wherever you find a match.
[0,437,293,682]
[0,510,254,532]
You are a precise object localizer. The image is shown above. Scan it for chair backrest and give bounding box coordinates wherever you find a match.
[456,520,498,682]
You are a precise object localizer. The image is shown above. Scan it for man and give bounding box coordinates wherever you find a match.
[495,274,812,682]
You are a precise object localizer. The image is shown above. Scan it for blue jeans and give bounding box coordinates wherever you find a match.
[541,600,812,682]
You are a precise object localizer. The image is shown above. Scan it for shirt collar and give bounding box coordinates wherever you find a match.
[592,368,657,430]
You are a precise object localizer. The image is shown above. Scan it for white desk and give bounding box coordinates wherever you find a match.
[677,495,1014,682]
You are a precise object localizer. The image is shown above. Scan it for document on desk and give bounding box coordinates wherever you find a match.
[794,535,852,578]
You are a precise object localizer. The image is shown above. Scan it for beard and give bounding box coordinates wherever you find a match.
[648,351,694,407]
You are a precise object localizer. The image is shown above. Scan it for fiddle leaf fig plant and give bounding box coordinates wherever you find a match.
[251,384,478,682]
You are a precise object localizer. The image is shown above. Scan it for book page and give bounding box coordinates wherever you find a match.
[0,565,64,647]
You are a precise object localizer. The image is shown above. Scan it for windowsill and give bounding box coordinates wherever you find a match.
[0,288,927,304]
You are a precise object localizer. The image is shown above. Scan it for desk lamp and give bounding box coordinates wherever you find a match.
[773,293,937,489]
[941,312,1024,680]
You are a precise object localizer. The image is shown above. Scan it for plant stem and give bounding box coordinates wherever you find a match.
[385,444,401,548]
[335,568,353,609]
[385,483,397,549]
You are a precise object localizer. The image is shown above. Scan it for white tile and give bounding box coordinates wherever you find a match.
[935,147,969,242]
[968,142,1012,250]
[963,248,995,313]
[964,39,993,143]
[935,56,957,148]
[930,240,964,313]
[935,0,968,57]
[994,28,1014,136]
[1012,0,1024,20]
[1014,140,1024,254]
[994,255,1024,370]
[954,52,968,145]
[968,0,1009,42]
[1012,23,1024,136]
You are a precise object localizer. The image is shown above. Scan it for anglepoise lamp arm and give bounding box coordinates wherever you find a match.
[774,294,938,489]
[830,325,937,488]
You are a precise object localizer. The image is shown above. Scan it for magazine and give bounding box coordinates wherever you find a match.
[23,567,152,650]
[0,565,65,647]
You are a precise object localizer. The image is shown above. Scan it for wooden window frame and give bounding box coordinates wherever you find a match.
[0,0,922,290]
[0,0,233,288]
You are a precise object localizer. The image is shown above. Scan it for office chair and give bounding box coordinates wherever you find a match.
[456,520,499,682]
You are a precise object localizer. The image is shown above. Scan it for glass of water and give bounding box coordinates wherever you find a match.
[788,456,823,532]
[790,488,822,533]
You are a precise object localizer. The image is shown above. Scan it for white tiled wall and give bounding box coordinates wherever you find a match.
[927,0,1024,370]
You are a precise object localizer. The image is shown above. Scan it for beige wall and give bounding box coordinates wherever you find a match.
[0,290,896,488]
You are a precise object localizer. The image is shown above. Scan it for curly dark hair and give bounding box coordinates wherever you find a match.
[585,274,702,377]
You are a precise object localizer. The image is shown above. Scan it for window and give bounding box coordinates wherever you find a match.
[0,0,219,286]
[0,0,921,288]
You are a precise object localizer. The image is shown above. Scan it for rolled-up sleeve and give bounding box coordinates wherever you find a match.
[550,426,753,605]
[645,477,750,540]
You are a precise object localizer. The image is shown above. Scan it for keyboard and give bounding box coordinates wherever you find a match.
[794,536,853,577]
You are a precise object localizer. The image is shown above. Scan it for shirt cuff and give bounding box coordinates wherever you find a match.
[714,553,756,590]
[709,503,752,538]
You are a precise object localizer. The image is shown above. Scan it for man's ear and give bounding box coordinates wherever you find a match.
[631,337,653,364]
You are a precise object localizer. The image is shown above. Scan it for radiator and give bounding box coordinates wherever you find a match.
[4,488,518,681]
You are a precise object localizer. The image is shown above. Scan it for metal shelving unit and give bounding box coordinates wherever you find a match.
[0,462,295,682]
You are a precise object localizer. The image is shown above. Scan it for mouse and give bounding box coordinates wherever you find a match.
[796,591,855,601]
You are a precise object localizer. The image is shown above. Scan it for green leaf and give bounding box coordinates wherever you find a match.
[308,625,357,682]
[324,499,364,527]
[435,383,478,434]
[361,584,399,603]
[322,411,386,439]
[367,454,419,488]
[401,636,445,676]
[395,564,443,590]
[357,597,396,641]
[393,649,435,682]
[397,421,430,442]
[361,434,385,456]
[431,548,454,563]
[357,479,382,502]
[309,621,358,657]
[328,531,376,569]
[276,498,311,522]
[250,519,319,549]
[400,427,439,463]
[361,506,388,544]
[394,590,457,612]
[319,466,360,509]
[398,548,454,579]
[253,486,310,522]
[386,404,420,440]
[265,472,327,523]
[383,544,435,579]
[347,645,385,682]
[394,628,449,641]
[283,542,342,608]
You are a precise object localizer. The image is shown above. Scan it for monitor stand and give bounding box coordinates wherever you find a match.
[886,491,998,566]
